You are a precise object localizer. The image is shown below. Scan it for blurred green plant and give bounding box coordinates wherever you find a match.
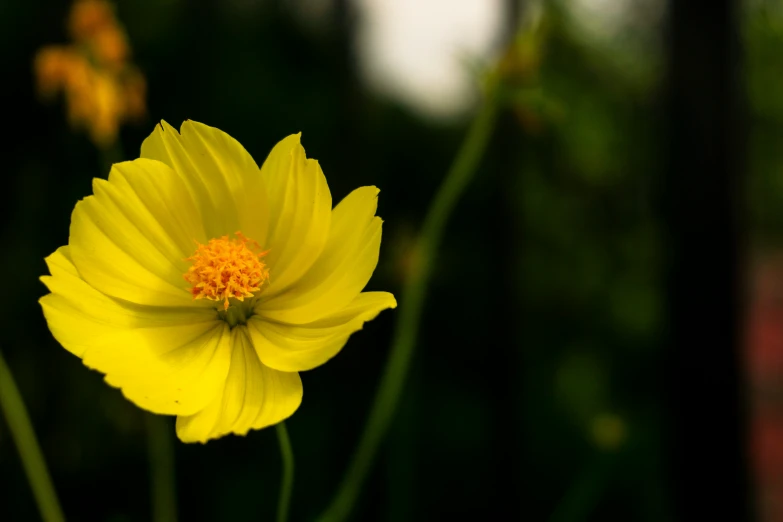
[0,349,64,522]
[317,69,500,522]
[146,414,178,522]
[276,423,294,522]
[312,12,567,519]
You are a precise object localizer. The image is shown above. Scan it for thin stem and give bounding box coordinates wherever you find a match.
[0,349,65,522]
[276,422,294,522]
[317,93,499,522]
[145,414,178,522]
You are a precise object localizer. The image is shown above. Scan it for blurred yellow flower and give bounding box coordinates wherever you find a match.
[33,0,145,147]
[68,0,115,42]
[40,121,396,443]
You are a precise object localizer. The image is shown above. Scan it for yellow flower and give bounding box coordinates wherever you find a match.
[89,24,130,69]
[121,67,147,120]
[83,70,124,146]
[34,47,68,98]
[39,121,397,443]
[33,0,145,147]
[68,0,116,43]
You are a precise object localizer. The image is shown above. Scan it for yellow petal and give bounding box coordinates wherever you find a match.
[259,134,332,298]
[41,247,118,357]
[69,158,206,307]
[140,120,269,242]
[258,186,382,324]
[41,246,214,353]
[175,327,303,443]
[248,291,397,372]
[102,323,231,416]
[40,246,227,416]
[107,157,206,257]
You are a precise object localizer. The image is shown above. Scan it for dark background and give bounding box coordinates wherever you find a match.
[2,0,782,520]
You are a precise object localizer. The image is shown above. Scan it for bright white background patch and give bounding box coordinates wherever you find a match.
[354,0,504,120]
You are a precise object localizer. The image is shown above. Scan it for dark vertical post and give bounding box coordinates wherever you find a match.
[664,0,751,520]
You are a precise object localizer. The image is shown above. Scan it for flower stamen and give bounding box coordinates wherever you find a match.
[184,232,269,310]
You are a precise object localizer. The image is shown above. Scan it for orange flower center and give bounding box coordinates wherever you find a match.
[184,232,269,311]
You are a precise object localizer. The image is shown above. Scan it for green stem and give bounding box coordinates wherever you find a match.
[317,93,499,522]
[145,414,178,522]
[276,422,294,522]
[0,349,65,522]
